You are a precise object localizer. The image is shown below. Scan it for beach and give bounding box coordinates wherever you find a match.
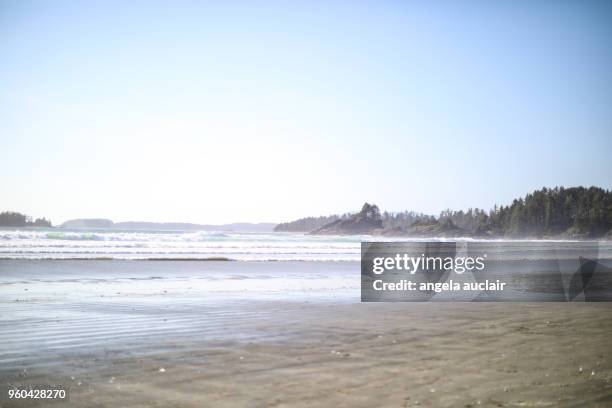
[3,0,612,405]
[1,259,611,407]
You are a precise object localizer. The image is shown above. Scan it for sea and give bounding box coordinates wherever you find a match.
[2,228,610,261]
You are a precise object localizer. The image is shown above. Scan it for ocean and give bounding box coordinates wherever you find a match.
[0,229,362,261]
[2,228,609,261]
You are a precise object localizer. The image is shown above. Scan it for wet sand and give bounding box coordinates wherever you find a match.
[1,261,612,407]
[1,302,611,407]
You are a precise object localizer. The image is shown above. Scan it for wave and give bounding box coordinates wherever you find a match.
[0,229,609,262]
[0,230,364,243]
[0,256,356,262]
[45,232,106,241]
[0,256,235,261]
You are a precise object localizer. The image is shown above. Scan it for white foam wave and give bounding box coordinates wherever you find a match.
[1,229,609,261]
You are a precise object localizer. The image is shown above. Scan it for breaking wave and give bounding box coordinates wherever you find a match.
[1,229,607,261]
[0,229,362,261]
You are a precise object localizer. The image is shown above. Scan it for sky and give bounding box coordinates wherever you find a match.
[1,1,611,224]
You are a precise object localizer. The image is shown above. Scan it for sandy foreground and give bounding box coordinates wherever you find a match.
[1,301,611,408]
[1,261,612,407]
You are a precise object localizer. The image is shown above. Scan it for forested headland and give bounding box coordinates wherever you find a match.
[276,186,612,239]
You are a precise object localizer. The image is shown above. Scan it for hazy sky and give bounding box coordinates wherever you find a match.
[1,1,611,224]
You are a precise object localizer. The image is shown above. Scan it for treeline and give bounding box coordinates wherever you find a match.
[437,187,611,237]
[0,211,52,227]
[381,210,436,229]
[438,208,489,233]
[275,186,612,238]
[485,186,612,237]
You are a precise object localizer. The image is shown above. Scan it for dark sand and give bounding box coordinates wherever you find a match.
[1,302,611,407]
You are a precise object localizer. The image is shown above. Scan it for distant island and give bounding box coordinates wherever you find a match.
[0,213,275,233]
[0,211,52,228]
[60,220,276,232]
[276,186,612,239]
